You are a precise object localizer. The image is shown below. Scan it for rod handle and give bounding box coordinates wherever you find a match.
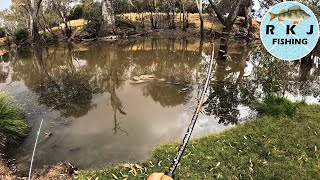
[161,175,174,180]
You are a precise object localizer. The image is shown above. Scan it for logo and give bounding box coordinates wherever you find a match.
[260,2,319,61]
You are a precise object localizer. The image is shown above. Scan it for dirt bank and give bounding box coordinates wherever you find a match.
[0,158,15,180]
[1,160,74,180]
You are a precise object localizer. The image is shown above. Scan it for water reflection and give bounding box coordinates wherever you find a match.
[0,38,319,172]
[143,82,192,107]
[203,40,320,125]
[204,81,257,125]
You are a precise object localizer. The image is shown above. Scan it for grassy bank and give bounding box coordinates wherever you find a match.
[78,102,320,179]
[0,91,28,150]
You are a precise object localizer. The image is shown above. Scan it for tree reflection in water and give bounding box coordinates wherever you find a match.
[204,81,257,125]
[31,46,94,118]
[204,41,320,125]
[34,73,93,118]
[15,47,93,118]
[143,82,192,108]
[103,44,127,135]
[129,38,199,108]
[203,41,252,125]
[1,39,319,126]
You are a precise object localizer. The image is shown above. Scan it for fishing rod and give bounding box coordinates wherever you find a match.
[161,44,215,180]
[28,118,44,180]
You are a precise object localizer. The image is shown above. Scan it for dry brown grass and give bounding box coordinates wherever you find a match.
[122,13,224,31]
[43,19,87,33]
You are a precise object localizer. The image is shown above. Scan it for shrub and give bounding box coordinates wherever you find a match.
[0,91,27,150]
[251,96,304,117]
[83,2,102,38]
[68,5,83,21]
[0,27,5,38]
[14,27,29,44]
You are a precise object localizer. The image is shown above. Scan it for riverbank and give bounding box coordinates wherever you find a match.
[78,104,320,179]
[0,14,260,49]
[0,91,75,179]
[58,15,260,42]
[0,91,28,179]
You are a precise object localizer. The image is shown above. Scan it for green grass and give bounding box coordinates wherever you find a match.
[78,104,320,179]
[0,91,28,150]
[251,95,304,117]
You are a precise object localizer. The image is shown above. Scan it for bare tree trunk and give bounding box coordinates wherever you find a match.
[150,11,155,29]
[301,52,313,66]
[31,15,40,44]
[64,20,72,39]
[141,13,145,28]
[199,14,204,38]
[100,0,116,36]
[225,0,243,31]
[196,0,204,38]
[208,0,224,24]
[29,14,34,39]
[30,0,43,44]
[170,0,176,29]
[182,4,186,31]
[244,0,253,39]
[218,0,243,60]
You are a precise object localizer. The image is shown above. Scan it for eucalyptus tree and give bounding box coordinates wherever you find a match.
[49,0,76,39]
[0,9,21,36]
[207,0,255,59]
[100,0,139,36]
[100,0,116,36]
[12,0,44,44]
[195,0,204,38]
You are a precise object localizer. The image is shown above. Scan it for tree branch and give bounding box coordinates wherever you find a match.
[36,0,43,15]
[225,0,243,28]
[19,3,30,14]
[208,0,225,24]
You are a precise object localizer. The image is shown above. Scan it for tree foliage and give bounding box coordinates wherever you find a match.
[14,26,29,44]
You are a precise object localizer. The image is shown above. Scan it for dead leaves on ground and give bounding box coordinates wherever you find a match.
[117,163,146,178]
[108,160,168,179]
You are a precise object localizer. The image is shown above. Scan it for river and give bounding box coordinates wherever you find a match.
[0,38,319,175]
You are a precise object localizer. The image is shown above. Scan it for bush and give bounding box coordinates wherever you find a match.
[0,27,5,38]
[0,91,27,150]
[251,96,304,117]
[83,2,102,38]
[14,27,29,44]
[68,5,83,21]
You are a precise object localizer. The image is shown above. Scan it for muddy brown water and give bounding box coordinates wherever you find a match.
[0,38,319,175]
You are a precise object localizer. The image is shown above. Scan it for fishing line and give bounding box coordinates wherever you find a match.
[28,118,44,180]
[162,43,215,180]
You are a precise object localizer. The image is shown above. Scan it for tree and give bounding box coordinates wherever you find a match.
[19,0,43,44]
[50,0,75,39]
[208,0,254,59]
[0,9,20,36]
[4,0,44,44]
[100,0,116,36]
[195,0,204,38]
